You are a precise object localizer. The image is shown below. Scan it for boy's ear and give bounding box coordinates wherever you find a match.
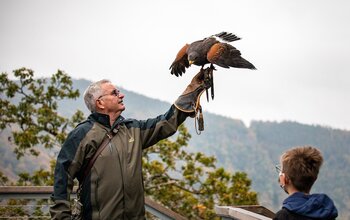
[279,173,287,186]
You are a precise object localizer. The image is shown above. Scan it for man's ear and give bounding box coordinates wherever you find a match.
[96,99,105,110]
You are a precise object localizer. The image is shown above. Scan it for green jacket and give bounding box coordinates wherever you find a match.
[50,105,188,219]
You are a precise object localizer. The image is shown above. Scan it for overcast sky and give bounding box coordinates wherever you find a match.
[1,0,350,130]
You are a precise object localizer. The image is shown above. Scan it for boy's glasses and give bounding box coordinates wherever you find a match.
[275,164,282,174]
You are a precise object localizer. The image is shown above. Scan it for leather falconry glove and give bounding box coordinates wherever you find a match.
[174,67,213,132]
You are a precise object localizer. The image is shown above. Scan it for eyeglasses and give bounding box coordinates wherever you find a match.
[275,164,282,174]
[98,89,120,100]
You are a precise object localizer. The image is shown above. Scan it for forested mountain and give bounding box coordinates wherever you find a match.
[1,78,349,219]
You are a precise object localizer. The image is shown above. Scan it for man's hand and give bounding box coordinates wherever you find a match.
[174,68,212,114]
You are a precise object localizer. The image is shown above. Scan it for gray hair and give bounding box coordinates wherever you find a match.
[83,79,111,112]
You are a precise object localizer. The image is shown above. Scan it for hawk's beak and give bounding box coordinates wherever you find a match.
[188,60,194,66]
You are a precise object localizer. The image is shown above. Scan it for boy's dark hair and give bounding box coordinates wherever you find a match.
[281,146,323,193]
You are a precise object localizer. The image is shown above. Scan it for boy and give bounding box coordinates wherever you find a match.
[274,146,338,220]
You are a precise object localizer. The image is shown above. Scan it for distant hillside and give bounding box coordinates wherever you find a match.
[1,78,349,219]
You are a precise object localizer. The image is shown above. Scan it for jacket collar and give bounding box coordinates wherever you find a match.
[88,112,125,129]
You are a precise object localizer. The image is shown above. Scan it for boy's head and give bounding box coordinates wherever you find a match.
[280,146,323,193]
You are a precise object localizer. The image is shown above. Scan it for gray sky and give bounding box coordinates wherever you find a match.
[1,0,350,130]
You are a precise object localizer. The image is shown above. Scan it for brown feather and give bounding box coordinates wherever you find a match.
[169,44,190,76]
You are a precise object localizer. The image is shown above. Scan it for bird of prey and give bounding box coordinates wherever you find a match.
[169,32,256,99]
[170,32,256,76]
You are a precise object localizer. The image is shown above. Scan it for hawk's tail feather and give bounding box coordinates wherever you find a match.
[230,57,257,70]
[215,32,241,42]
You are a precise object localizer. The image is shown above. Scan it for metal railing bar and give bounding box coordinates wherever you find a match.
[0,186,187,220]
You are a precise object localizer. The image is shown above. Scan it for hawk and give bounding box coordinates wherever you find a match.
[169,32,256,99]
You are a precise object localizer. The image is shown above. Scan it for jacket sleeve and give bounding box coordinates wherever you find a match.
[139,104,189,148]
[273,209,288,220]
[50,128,86,219]
[49,200,72,220]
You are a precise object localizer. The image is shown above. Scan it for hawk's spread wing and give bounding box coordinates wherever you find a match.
[207,43,256,70]
[169,44,190,77]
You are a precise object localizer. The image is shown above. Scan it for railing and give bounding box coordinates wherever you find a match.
[0,186,274,220]
[215,205,274,220]
[0,186,186,220]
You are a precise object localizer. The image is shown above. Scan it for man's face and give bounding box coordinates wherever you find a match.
[97,82,125,114]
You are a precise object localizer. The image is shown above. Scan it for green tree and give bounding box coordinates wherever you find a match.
[143,124,258,219]
[0,171,9,186]
[0,67,84,159]
[0,68,84,218]
[16,160,56,186]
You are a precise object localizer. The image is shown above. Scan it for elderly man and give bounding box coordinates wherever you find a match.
[50,70,210,219]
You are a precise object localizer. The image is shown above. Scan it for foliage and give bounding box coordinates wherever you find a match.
[0,68,84,159]
[16,160,56,186]
[0,171,9,186]
[143,124,258,219]
[0,199,30,218]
